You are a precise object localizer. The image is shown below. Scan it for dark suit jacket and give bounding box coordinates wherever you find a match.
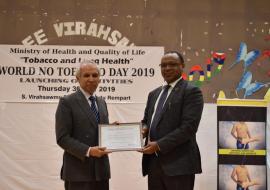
[142,79,203,176]
[55,89,110,181]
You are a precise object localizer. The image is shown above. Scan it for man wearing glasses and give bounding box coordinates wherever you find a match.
[140,51,204,190]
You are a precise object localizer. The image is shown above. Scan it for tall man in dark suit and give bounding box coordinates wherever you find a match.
[140,51,204,190]
[55,62,111,190]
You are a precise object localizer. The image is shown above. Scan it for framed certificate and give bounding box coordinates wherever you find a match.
[99,123,143,151]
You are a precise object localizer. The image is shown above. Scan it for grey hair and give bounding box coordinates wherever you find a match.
[75,59,100,78]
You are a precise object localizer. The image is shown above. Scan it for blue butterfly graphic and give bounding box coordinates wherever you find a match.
[229,42,260,73]
[236,71,267,98]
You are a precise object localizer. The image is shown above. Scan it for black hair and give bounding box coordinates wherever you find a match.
[165,51,184,64]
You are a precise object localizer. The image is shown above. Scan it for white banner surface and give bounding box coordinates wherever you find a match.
[0,45,164,103]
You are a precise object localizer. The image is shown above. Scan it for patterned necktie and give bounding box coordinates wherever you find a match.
[89,96,100,123]
[150,85,170,141]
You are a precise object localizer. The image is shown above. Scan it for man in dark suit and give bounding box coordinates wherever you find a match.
[55,62,111,190]
[140,51,204,190]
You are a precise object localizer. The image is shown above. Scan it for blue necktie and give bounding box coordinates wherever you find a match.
[150,85,170,141]
[89,96,100,123]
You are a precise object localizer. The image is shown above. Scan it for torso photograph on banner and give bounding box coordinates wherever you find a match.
[217,99,268,190]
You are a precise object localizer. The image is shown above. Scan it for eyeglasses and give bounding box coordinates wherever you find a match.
[159,63,179,69]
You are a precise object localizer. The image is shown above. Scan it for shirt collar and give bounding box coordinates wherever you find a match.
[79,87,96,100]
[163,77,182,89]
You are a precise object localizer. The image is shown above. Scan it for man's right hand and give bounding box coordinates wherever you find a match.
[89,146,111,158]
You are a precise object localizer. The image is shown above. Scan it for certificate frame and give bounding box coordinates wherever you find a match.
[99,122,143,151]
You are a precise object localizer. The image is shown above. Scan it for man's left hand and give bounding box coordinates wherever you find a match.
[139,141,159,154]
[111,121,120,125]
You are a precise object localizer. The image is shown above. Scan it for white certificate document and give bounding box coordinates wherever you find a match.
[99,123,143,151]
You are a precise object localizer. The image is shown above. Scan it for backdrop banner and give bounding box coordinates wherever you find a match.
[217,99,268,190]
[0,45,164,103]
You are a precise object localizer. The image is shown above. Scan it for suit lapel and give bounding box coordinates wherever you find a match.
[163,79,185,110]
[96,97,105,123]
[156,79,187,125]
[149,87,163,121]
[75,90,97,127]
